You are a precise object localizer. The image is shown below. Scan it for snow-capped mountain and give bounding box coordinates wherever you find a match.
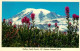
[6,8,73,32]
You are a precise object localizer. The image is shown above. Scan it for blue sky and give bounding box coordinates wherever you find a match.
[2,2,79,20]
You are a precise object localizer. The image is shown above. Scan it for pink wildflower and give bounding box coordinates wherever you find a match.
[25,18,30,23]
[72,14,76,19]
[3,19,5,23]
[31,13,35,20]
[55,23,57,27]
[48,23,51,27]
[65,6,69,13]
[13,25,16,28]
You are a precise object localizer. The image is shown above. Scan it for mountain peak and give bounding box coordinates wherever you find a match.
[7,8,70,32]
[23,8,50,15]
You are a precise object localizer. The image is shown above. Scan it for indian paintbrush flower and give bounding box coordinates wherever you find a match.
[65,6,71,34]
[69,22,71,25]
[9,21,12,25]
[25,18,30,23]
[24,16,27,20]
[64,32,67,35]
[48,23,51,27]
[54,23,59,36]
[21,16,30,28]
[72,14,79,20]
[65,6,69,19]
[55,23,57,27]
[72,14,76,20]
[3,19,5,23]
[76,15,79,20]
[65,6,69,13]
[48,23,51,32]
[21,16,28,24]
[30,13,35,28]
[31,13,35,20]
[13,25,16,28]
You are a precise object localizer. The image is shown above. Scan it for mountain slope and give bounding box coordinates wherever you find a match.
[6,8,73,31]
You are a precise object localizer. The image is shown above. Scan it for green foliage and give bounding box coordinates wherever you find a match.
[2,23,79,47]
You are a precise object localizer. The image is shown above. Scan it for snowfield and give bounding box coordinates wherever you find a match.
[6,8,74,32]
